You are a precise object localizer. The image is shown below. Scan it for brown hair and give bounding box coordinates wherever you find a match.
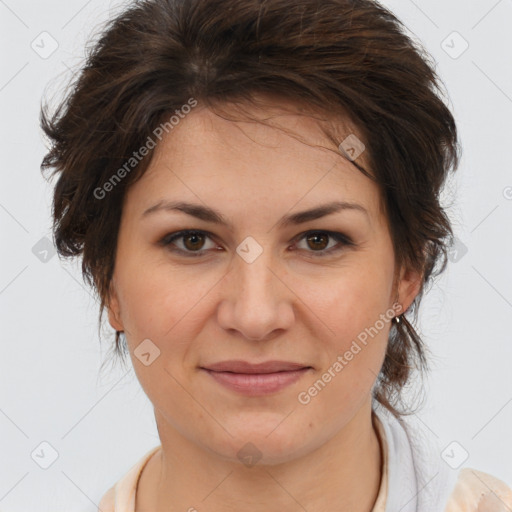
[40,0,460,418]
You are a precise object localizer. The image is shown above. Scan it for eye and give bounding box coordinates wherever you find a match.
[159,229,354,258]
[292,230,354,257]
[159,230,219,257]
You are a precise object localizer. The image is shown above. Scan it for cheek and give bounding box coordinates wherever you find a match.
[295,269,393,422]
[115,248,209,340]
[117,276,163,340]
[293,260,393,349]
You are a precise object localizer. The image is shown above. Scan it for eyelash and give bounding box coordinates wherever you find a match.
[158,229,355,258]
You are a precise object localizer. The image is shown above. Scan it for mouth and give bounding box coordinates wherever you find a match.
[200,360,313,396]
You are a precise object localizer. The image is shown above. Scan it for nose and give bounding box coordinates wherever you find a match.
[216,244,295,342]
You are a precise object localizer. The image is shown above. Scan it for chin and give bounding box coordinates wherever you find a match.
[206,418,318,467]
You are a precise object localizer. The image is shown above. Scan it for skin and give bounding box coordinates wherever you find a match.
[107,96,422,512]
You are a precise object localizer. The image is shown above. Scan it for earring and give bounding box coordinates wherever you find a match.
[393,296,402,325]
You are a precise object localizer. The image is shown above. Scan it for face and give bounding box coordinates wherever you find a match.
[107,98,421,465]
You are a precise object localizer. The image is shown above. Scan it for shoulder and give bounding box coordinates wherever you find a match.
[445,467,512,512]
[96,446,161,512]
[98,484,115,512]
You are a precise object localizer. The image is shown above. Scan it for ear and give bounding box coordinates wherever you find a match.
[107,280,124,331]
[395,265,423,315]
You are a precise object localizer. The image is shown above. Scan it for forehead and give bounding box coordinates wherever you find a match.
[124,98,385,229]
[163,97,370,167]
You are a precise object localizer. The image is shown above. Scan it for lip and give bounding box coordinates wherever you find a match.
[200,360,312,396]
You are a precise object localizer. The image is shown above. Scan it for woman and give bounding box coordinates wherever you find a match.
[40,0,512,510]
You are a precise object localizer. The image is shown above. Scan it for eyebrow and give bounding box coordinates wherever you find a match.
[141,200,369,229]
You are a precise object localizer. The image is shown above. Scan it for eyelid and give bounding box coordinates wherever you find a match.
[159,229,354,257]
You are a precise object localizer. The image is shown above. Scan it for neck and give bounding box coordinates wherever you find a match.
[136,401,383,512]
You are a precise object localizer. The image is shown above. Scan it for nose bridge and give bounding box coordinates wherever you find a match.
[234,237,279,303]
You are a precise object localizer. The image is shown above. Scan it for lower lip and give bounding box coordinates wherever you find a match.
[202,368,311,396]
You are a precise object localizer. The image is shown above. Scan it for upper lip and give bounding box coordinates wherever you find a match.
[201,360,311,374]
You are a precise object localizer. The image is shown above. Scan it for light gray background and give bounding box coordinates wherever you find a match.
[1,0,511,510]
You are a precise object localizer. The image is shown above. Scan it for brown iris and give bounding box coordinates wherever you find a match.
[305,232,329,251]
[183,232,206,251]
